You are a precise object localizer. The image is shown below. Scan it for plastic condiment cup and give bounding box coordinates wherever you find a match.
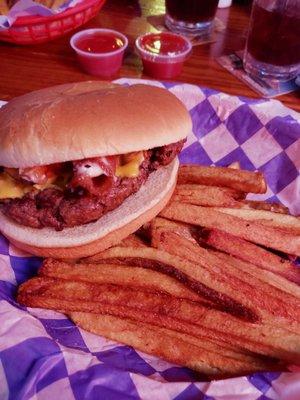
[135,32,192,79]
[70,28,128,78]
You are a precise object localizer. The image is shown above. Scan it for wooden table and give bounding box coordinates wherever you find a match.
[0,0,299,111]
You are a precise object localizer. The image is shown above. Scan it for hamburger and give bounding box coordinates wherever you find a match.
[0,81,191,258]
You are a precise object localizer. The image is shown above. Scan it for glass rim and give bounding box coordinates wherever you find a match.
[135,32,192,61]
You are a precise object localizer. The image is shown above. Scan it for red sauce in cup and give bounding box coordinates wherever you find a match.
[135,32,192,79]
[70,29,128,78]
[76,32,125,54]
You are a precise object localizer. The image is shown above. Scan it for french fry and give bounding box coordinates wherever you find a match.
[213,207,300,233]
[50,0,68,9]
[70,311,280,370]
[69,312,276,368]
[47,265,242,358]
[114,308,264,357]
[160,202,300,256]
[0,0,9,15]
[105,308,285,362]
[70,312,282,376]
[153,232,300,331]
[40,258,207,304]
[172,184,244,207]
[18,277,300,364]
[201,229,300,285]
[74,307,292,364]
[178,165,267,194]
[85,244,300,331]
[211,250,300,300]
[33,0,67,9]
[172,185,289,215]
[32,0,53,7]
[150,217,197,247]
[174,222,300,314]
[70,312,218,376]
[8,0,64,9]
[119,234,148,248]
[85,246,258,322]
[240,200,289,214]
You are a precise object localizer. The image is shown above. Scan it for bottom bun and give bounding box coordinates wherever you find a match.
[1,159,178,259]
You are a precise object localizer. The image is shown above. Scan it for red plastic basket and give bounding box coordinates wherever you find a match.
[0,0,106,45]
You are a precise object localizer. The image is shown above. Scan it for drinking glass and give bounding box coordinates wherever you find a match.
[243,0,300,81]
[165,0,219,36]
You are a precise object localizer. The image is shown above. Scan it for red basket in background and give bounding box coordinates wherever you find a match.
[0,0,106,45]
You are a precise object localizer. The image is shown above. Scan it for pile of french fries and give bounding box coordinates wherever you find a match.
[4,0,67,12]
[18,164,300,378]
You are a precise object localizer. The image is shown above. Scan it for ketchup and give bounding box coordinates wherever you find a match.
[76,32,124,54]
[136,32,192,79]
[71,29,128,78]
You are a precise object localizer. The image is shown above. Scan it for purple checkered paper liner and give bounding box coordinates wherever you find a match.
[0,78,299,400]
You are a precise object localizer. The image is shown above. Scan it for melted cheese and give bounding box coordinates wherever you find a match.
[116,152,144,178]
[0,173,31,199]
[0,152,145,199]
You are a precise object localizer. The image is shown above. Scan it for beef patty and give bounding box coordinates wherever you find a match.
[3,140,184,230]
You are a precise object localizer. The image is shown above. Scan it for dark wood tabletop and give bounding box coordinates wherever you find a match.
[1,0,299,111]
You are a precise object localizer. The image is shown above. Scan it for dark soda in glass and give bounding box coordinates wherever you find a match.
[244,0,300,80]
[165,0,219,36]
[247,4,300,66]
[166,0,219,24]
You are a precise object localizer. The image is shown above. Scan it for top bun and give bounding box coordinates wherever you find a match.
[0,81,191,168]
